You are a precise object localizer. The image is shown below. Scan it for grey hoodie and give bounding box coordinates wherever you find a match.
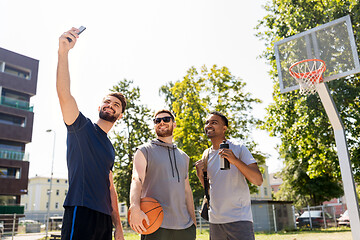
[137,139,193,229]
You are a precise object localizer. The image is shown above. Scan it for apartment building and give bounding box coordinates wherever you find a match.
[251,165,272,200]
[21,176,129,222]
[21,176,68,220]
[0,48,38,220]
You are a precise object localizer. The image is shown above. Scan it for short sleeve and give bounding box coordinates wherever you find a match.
[238,145,257,165]
[65,112,88,132]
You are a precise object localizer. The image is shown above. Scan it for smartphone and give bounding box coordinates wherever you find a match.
[67,26,86,42]
[78,26,86,35]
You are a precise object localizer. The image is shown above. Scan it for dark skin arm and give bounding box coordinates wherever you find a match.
[219,148,263,186]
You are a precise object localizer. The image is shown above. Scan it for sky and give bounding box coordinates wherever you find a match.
[0,0,282,179]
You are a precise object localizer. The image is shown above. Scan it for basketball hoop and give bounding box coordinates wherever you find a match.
[289,59,326,95]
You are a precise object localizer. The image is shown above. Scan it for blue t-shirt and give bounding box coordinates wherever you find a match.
[63,112,115,216]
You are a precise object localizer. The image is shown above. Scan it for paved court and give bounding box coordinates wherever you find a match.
[3,231,59,240]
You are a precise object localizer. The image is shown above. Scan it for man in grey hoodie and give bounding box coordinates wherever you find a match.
[129,109,196,240]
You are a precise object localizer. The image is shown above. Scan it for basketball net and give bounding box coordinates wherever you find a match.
[289,59,326,95]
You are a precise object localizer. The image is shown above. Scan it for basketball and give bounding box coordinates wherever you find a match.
[128,197,164,235]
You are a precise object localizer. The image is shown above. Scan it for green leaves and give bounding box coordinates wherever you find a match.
[258,0,360,206]
[160,65,265,203]
[110,79,155,207]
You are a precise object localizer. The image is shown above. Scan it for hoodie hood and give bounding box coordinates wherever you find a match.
[151,139,180,182]
[151,139,178,149]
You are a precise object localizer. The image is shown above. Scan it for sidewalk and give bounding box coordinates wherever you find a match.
[2,231,59,240]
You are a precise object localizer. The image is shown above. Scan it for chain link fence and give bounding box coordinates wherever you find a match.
[296,203,347,229]
[0,203,348,238]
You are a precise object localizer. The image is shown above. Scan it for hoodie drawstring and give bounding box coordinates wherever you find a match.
[167,147,175,178]
[167,147,180,182]
[172,148,180,182]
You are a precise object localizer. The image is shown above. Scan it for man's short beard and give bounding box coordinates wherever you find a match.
[156,128,173,137]
[99,110,118,123]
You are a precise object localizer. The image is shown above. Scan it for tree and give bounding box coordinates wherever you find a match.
[160,65,265,204]
[256,0,360,206]
[110,79,155,207]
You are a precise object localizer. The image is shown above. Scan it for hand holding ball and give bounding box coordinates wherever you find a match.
[128,197,164,235]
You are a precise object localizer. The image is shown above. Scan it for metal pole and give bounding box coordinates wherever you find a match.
[199,210,202,233]
[45,129,56,240]
[307,205,313,229]
[322,205,327,229]
[292,205,297,229]
[272,204,277,232]
[316,83,360,239]
[12,213,16,240]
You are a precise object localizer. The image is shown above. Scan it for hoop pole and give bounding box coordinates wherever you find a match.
[315,82,360,239]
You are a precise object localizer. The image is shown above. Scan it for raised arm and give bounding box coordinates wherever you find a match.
[128,150,149,234]
[56,28,81,125]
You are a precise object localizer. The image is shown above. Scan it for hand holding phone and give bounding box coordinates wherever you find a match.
[67,26,86,42]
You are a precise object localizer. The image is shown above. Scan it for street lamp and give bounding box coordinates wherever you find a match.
[45,129,56,240]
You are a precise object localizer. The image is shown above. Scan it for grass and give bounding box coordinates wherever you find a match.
[121,228,353,240]
[255,228,352,240]
[35,227,353,240]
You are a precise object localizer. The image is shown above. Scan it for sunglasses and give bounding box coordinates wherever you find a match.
[153,116,172,124]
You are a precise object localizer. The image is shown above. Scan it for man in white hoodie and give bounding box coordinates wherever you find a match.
[129,109,196,240]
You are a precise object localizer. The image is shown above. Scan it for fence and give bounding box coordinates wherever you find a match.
[0,213,62,239]
[0,214,24,239]
[0,203,347,238]
[195,207,209,232]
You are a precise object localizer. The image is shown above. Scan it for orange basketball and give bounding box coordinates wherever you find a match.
[128,197,164,235]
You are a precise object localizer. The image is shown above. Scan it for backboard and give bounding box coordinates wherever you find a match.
[274,15,360,93]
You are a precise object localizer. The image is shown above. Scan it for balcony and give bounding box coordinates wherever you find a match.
[0,96,33,112]
[0,205,25,214]
[0,149,29,161]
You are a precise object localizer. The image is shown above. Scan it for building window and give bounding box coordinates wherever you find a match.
[0,167,21,179]
[120,203,125,213]
[55,202,59,209]
[65,190,67,196]
[56,190,59,196]
[0,140,24,151]
[0,140,25,161]
[3,63,31,79]
[1,89,31,111]
[264,187,268,196]
[0,112,26,127]
[0,195,17,205]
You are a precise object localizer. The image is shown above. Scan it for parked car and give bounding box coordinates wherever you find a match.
[19,219,40,225]
[337,210,350,227]
[296,210,335,228]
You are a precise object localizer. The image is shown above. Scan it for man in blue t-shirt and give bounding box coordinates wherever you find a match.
[57,27,126,240]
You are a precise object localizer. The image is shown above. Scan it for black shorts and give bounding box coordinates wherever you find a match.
[210,221,255,240]
[141,224,196,240]
[61,206,112,240]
